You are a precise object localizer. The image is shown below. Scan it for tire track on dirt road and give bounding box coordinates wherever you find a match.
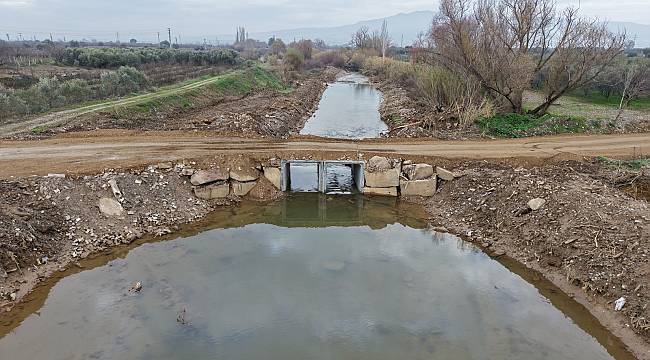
[1,132,649,178]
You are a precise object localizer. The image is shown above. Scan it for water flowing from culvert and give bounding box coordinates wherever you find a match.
[300,73,388,139]
[0,194,632,360]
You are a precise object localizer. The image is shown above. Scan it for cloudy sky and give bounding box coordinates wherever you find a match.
[0,0,648,42]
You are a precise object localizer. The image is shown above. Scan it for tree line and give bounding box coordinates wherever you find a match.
[55,48,241,69]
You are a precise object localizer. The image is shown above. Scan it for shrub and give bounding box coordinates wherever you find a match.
[284,48,305,71]
[55,48,241,68]
[99,66,148,97]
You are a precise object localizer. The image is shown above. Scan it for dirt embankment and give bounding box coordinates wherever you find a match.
[16,67,339,140]
[413,160,650,355]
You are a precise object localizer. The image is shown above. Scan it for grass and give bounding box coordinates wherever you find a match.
[476,112,588,138]
[597,156,650,170]
[570,92,650,110]
[117,65,289,115]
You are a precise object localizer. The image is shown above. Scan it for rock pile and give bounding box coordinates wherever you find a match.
[363,156,458,197]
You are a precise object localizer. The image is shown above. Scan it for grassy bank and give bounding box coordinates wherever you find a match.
[476,113,590,138]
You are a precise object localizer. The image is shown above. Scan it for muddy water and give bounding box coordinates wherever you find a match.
[300,73,388,139]
[0,195,632,360]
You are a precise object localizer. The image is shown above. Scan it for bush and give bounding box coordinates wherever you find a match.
[55,48,241,68]
[284,48,304,71]
[0,67,149,121]
[313,50,347,68]
[99,66,148,97]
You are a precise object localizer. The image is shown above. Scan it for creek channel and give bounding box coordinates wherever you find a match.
[0,194,634,359]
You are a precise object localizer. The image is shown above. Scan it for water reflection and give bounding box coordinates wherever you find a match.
[0,195,621,360]
[300,73,387,139]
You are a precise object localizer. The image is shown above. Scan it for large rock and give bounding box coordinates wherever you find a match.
[400,177,437,197]
[364,168,400,188]
[194,182,230,199]
[98,197,124,216]
[263,167,282,189]
[403,163,434,180]
[231,181,257,196]
[367,156,392,171]
[190,169,229,186]
[436,167,456,181]
[363,186,398,197]
[230,167,260,182]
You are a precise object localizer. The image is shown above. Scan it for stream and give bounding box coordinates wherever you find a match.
[300,73,388,139]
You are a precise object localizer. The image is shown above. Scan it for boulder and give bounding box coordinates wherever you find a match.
[180,168,195,176]
[230,167,260,182]
[403,163,434,180]
[194,182,230,200]
[156,162,173,170]
[400,177,437,197]
[98,197,124,216]
[363,186,398,197]
[365,168,400,188]
[190,169,229,186]
[436,167,456,181]
[367,156,392,171]
[263,167,282,190]
[231,181,257,196]
[527,198,546,211]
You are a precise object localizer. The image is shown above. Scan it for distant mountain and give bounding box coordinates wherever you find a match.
[231,11,649,48]
[608,22,650,48]
[247,11,435,46]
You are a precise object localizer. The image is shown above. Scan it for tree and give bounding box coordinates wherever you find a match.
[430,0,627,115]
[159,40,170,48]
[68,40,80,48]
[351,26,371,49]
[616,60,650,120]
[129,38,137,45]
[379,20,391,58]
[284,47,304,70]
[292,39,313,60]
[270,38,286,55]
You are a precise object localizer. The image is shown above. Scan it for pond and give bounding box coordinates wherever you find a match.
[0,195,631,359]
[300,73,388,139]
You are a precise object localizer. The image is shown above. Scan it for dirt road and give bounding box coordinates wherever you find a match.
[1,131,649,178]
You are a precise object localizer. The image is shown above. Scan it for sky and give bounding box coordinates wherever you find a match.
[0,0,648,43]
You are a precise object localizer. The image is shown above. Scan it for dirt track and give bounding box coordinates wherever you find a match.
[1,131,649,178]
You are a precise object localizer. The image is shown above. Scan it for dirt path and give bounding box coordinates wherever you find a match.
[0,75,234,136]
[1,131,649,178]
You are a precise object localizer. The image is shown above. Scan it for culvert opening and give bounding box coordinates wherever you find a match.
[281,160,365,194]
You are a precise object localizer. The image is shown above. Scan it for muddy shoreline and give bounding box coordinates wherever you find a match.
[0,155,648,358]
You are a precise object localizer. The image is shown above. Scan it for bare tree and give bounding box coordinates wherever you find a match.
[430,0,627,115]
[616,61,650,120]
[379,20,391,58]
[351,26,371,49]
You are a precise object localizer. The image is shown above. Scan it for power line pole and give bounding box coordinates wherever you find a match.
[116,32,119,43]
[167,28,172,48]
[6,34,9,42]
[49,33,53,42]
[157,31,160,44]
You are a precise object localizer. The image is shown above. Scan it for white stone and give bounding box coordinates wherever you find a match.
[400,177,437,197]
[98,197,124,216]
[367,156,392,171]
[230,167,260,182]
[194,183,230,199]
[527,198,546,211]
[365,168,400,188]
[190,169,229,186]
[231,181,257,196]
[403,163,434,180]
[363,186,398,197]
[436,167,456,181]
[263,167,282,189]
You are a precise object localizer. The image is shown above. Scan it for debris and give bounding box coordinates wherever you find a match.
[130,282,142,292]
[436,167,456,181]
[107,179,123,200]
[614,297,626,311]
[190,169,229,186]
[46,173,66,178]
[157,162,173,170]
[403,163,434,180]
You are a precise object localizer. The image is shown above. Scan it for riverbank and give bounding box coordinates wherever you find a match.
[0,154,648,358]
